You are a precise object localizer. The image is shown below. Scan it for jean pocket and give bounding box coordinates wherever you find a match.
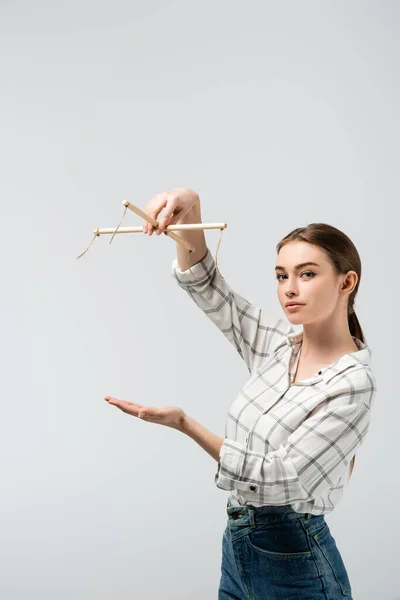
[246,521,312,559]
[312,523,352,596]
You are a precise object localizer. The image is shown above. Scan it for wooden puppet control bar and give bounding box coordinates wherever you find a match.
[76,200,228,280]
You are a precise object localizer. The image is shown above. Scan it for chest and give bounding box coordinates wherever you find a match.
[290,343,329,384]
[224,343,328,451]
[292,360,323,384]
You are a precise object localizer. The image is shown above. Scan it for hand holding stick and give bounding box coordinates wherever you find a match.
[76,199,227,280]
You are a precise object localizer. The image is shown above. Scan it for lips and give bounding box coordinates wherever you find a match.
[286,303,304,311]
[285,302,305,307]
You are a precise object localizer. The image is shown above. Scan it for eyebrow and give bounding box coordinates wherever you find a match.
[274,262,321,271]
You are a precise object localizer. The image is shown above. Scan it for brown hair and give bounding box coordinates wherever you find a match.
[276,222,365,479]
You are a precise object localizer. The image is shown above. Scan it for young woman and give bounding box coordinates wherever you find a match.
[105,188,376,600]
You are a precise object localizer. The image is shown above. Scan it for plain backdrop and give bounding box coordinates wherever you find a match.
[1,1,398,599]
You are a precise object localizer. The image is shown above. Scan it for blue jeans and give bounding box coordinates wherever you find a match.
[218,501,353,599]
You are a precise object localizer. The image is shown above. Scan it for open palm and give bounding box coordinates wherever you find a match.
[104,396,185,431]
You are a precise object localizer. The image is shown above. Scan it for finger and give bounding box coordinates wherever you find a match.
[142,197,157,235]
[147,193,177,235]
[108,402,142,417]
[156,206,179,235]
[105,396,143,407]
[106,400,132,415]
[104,398,145,416]
[143,195,163,235]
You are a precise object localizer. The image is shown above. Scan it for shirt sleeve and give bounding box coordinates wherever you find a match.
[214,370,376,504]
[171,246,293,375]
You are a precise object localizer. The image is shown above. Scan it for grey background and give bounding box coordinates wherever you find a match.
[1,1,398,598]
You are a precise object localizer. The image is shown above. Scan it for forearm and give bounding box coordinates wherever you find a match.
[176,198,208,271]
[180,414,224,463]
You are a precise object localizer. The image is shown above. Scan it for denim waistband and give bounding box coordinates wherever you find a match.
[226,499,322,527]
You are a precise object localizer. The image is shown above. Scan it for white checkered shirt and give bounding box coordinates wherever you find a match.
[172,247,377,515]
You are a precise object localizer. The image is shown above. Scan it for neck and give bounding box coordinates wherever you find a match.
[300,313,357,361]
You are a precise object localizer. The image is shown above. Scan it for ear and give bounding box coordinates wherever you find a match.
[341,270,358,295]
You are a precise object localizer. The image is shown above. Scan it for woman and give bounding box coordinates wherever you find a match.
[105,188,376,599]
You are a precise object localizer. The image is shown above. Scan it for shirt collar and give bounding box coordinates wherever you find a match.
[287,329,372,385]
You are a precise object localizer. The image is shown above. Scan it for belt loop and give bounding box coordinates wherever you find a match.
[248,509,255,528]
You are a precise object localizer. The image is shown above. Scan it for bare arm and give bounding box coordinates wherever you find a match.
[179,414,224,463]
[175,198,208,271]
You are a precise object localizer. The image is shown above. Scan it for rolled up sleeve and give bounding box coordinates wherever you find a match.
[172,247,293,374]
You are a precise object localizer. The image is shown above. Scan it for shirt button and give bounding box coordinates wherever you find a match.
[250,485,257,492]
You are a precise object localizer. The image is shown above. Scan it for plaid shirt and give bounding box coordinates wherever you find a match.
[172,248,377,515]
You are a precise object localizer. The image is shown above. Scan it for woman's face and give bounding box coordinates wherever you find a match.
[275,241,354,324]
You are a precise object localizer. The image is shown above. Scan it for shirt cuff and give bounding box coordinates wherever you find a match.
[171,247,215,287]
[214,438,244,491]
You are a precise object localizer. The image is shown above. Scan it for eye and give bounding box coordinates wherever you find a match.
[275,272,316,281]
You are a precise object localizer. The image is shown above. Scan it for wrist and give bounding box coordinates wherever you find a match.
[179,413,192,434]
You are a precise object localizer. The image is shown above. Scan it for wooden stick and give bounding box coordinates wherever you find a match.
[76,200,228,266]
[94,223,227,235]
[122,199,216,253]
